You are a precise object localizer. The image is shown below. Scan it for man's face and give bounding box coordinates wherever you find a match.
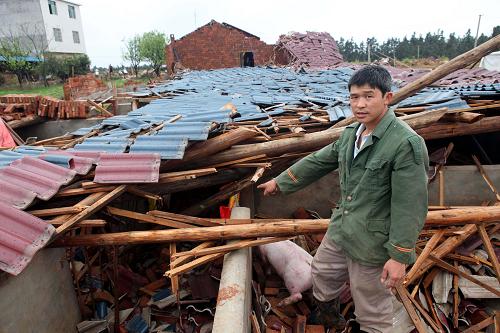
[349,84,393,129]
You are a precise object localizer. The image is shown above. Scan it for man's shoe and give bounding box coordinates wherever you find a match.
[311,297,346,330]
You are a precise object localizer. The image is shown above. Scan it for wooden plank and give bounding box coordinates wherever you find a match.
[169,242,179,301]
[147,210,220,227]
[472,155,500,201]
[54,185,127,236]
[170,241,215,268]
[48,219,107,227]
[477,224,500,284]
[54,186,117,197]
[29,205,88,217]
[398,283,441,332]
[158,168,217,182]
[126,186,163,202]
[407,224,477,285]
[164,252,225,277]
[428,254,500,297]
[394,283,427,333]
[293,315,306,333]
[107,206,195,229]
[405,230,445,285]
[462,315,494,333]
[171,237,288,259]
[87,99,113,117]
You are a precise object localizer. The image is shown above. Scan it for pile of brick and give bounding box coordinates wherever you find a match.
[63,74,108,100]
[39,96,88,118]
[0,94,38,121]
[0,94,89,120]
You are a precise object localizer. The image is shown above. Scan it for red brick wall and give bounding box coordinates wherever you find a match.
[63,74,107,100]
[166,21,275,70]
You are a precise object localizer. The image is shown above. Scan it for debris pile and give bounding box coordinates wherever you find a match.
[275,32,344,70]
[0,39,499,331]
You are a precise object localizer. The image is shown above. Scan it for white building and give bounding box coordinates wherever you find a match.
[0,0,86,56]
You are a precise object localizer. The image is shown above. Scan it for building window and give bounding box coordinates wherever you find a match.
[72,31,80,44]
[48,0,57,15]
[68,5,76,19]
[53,28,62,42]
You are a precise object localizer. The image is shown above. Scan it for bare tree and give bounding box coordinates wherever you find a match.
[0,26,32,87]
[18,22,52,86]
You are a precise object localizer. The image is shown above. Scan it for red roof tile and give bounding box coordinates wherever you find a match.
[0,201,55,275]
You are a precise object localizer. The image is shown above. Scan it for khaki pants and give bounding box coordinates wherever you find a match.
[311,236,393,333]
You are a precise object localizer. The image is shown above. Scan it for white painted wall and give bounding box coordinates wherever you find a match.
[39,0,86,54]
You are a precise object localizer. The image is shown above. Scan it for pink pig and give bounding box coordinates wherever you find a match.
[259,240,313,306]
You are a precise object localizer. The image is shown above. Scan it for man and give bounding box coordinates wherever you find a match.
[257,65,428,333]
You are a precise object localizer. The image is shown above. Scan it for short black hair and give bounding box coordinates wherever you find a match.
[348,65,392,95]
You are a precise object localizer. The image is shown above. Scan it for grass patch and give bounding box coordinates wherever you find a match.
[0,84,64,99]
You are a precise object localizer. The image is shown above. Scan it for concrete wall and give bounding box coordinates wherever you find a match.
[0,0,46,51]
[17,118,103,140]
[168,20,274,70]
[39,0,86,54]
[0,248,81,333]
[252,165,500,218]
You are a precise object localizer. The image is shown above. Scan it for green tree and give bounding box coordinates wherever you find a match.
[45,54,90,81]
[139,31,167,76]
[123,35,143,77]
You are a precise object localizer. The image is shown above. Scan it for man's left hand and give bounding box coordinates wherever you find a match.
[380,259,406,289]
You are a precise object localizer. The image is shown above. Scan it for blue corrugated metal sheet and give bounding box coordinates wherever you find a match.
[129,137,188,159]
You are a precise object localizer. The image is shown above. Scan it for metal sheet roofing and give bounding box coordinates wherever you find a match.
[94,153,160,183]
[0,200,55,275]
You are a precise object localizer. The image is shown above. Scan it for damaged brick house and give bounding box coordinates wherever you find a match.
[165,20,274,74]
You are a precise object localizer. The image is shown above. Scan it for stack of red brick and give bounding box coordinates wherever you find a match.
[39,96,88,118]
[63,74,108,100]
[0,94,89,120]
[0,94,38,122]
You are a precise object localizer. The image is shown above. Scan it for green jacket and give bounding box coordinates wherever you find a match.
[275,110,429,266]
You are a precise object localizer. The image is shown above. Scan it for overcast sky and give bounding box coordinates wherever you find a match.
[78,0,500,68]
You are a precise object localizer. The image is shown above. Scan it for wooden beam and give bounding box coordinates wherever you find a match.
[478,224,500,284]
[428,254,500,297]
[171,237,288,259]
[54,185,127,237]
[87,99,113,117]
[405,230,444,285]
[29,205,88,217]
[55,186,117,197]
[147,210,220,227]
[170,241,215,268]
[107,206,195,229]
[393,283,428,333]
[406,224,477,285]
[52,219,330,247]
[165,252,225,278]
[472,155,500,201]
[462,315,494,333]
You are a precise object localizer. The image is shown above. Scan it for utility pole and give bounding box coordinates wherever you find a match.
[417,45,420,59]
[474,14,482,47]
[367,43,371,63]
[393,49,396,67]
